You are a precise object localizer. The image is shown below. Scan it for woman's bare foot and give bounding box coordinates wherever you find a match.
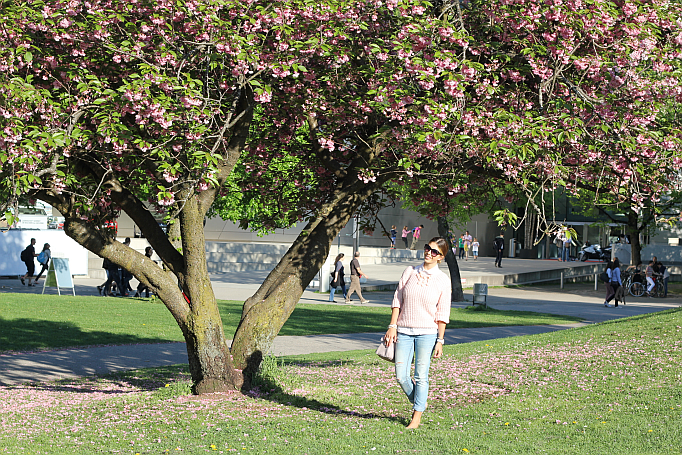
[406,410,423,429]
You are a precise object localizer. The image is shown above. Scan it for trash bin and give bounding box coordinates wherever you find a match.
[473,283,488,306]
[509,239,516,258]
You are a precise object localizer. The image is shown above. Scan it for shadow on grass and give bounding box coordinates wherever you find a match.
[4,365,192,396]
[247,357,407,425]
[0,317,173,353]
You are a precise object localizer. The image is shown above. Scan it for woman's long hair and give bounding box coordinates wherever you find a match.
[333,253,344,268]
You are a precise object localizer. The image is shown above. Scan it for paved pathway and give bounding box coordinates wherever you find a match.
[0,258,679,386]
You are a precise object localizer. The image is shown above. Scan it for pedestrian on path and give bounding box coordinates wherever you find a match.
[471,238,479,260]
[658,261,669,297]
[20,238,37,286]
[562,231,572,262]
[345,251,369,304]
[102,258,126,297]
[329,253,346,302]
[457,234,465,259]
[604,259,621,308]
[493,232,505,268]
[34,243,51,284]
[410,225,423,250]
[401,226,409,249]
[134,247,155,298]
[383,237,451,429]
[463,231,472,260]
[120,238,134,296]
[390,225,397,249]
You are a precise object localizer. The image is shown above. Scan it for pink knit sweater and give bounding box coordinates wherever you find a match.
[391,265,451,329]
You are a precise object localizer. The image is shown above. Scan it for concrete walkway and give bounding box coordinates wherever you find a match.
[0,258,679,386]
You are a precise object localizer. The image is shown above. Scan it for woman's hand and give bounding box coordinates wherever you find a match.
[433,342,443,358]
[384,327,397,346]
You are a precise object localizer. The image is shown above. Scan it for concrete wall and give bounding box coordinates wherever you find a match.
[205,242,424,273]
[612,243,682,265]
[115,201,504,254]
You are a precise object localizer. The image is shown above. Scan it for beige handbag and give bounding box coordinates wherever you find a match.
[375,337,395,363]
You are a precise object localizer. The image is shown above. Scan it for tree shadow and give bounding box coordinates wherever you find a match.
[243,351,407,425]
[0,316,174,353]
[3,365,191,395]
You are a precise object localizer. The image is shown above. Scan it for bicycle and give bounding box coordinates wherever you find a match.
[649,275,665,298]
[632,274,665,298]
[629,280,645,297]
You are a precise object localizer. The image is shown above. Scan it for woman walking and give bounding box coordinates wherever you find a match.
[606,258,622,307]
[34,243,51,284]
[329,253,346,302]
[383,237,451,429]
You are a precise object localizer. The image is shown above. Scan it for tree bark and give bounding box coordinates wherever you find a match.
[437,216,465,302]
[628,208,642,266]
[230,179,383,373]
[58,193,244,393]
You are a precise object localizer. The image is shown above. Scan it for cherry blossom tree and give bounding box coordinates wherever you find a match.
[1,0,681,394]
[0,0,482,391]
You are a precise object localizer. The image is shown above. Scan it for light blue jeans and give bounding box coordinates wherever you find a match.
[394,332,437,412]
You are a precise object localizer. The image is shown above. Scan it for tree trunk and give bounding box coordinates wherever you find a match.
[230,181,382,373]
[176,195,243,393]
[628,209,642,266]
[437,216,465,302]
[61,193,243,394]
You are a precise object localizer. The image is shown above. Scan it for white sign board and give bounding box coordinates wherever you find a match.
[42,257,75,296]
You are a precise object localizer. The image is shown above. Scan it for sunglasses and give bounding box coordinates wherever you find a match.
[424,244,442,257]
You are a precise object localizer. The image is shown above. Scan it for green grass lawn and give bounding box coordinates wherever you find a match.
[1,308,680,454]
[0,293,582,352]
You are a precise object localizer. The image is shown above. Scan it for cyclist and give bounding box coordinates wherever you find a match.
[645,260,655,297]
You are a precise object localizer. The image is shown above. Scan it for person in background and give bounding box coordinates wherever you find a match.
[471,238,479,260]
[604,259,621,308]
[401,226,410,249]
[383,237,451,429]
[20,238,37,287]
[645,260,655,296]
[457,234,465,259]
[463,230,473,261]
[562,230,572,262]
[120,238,134,295]
[390,226,397,249]
[493,232,505,268]
[345,251,369,304]
[34,243,52,284]
[134,247,155,298]
[103,257,126,297]
[329,253,346,302]
[410,225,423,250]
[554,230,564,261]
[657,261,669,298]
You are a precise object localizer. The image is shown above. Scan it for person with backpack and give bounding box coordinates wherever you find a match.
[20,238,37,286]
[493,233,505,268]
[34,243,51,284]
